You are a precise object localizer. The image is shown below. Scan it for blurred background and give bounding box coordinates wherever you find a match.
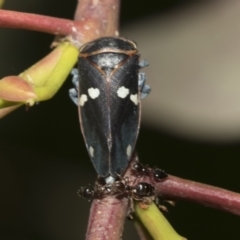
[1,0,240,239]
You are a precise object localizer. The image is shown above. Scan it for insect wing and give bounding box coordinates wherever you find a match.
[78,57,109,177]
[77,37,141,178]
[109,54,141,176]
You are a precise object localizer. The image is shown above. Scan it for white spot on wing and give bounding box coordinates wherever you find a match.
[79,94,88,106]
[89,146,94,157]
[126,145,132,157]
[130,94,138,105]
[117,86,129,98]
[88,88,100,99]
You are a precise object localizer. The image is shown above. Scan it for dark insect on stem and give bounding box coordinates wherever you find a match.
[78,177,157,215]
[77,185,95,200]
[131,161,168,182]
[69,37,150,183]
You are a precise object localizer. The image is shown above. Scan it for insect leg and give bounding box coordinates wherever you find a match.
[138,72,151,99]
[69,68,79,105]
[138,59,149,68]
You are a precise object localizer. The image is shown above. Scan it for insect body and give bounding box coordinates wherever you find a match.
[78,180,155,203]
[77,185,95,200]
[131,161,168,182]
[70,37,150,181]
[132,182,155,200]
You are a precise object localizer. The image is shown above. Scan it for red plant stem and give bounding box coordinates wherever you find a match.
[74,0,120,35]
[0,0,120,45]
[0,10,75,35]
[86,196,129,240]
[73,0,120,43]
[157,175,240,215]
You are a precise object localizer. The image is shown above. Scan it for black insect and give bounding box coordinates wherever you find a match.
[77,185,95,200]
[131,161,168,182]
[78,179,160,220]
[69,37,150,182]
[131,162,150,176]
[131,182,155,200]
[125,181,157,217]
[79,179,155,202]
[78,178,171,217]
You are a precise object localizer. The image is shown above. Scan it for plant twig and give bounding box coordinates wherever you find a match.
[135,202,186,240]
[74,0,120,40]
[0,0,121,119]
[0,0,120,45]
[86,196,129,240]
[156,175,240,216]
[0,9,75,35]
